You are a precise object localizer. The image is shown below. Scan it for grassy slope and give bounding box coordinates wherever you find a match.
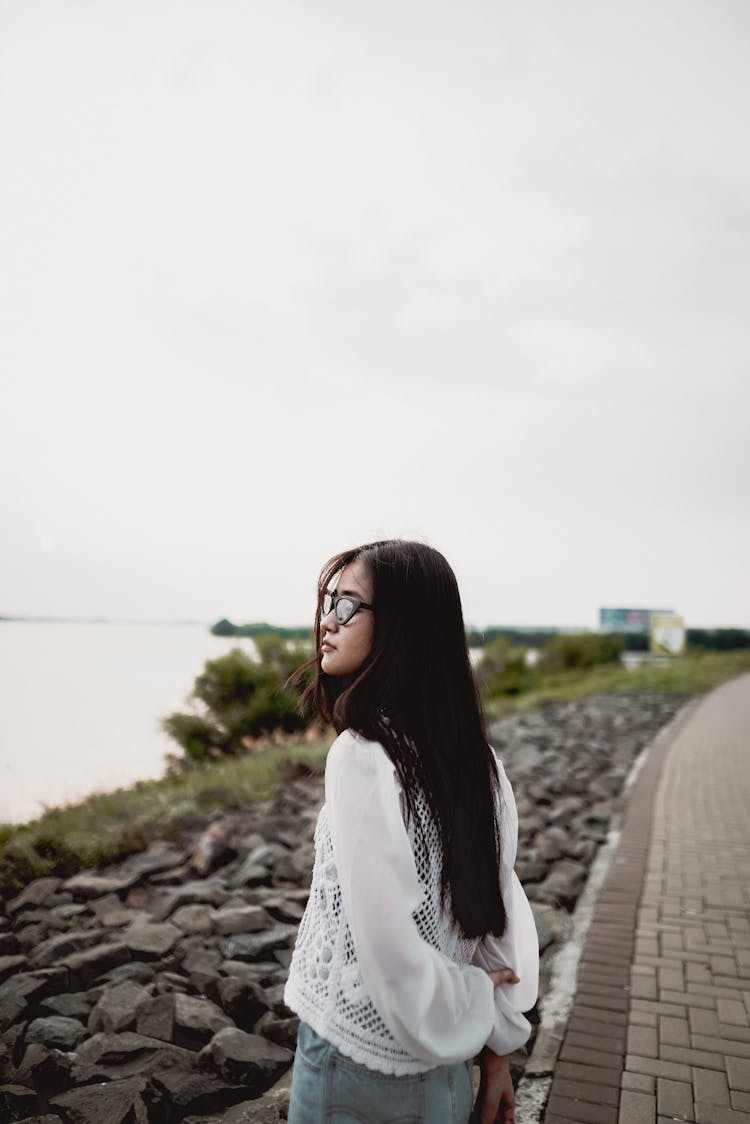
[0,741,328,898]
[483,648,750,720]
[3,649,749,897]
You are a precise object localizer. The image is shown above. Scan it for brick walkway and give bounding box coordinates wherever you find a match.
[543,674,750,1124]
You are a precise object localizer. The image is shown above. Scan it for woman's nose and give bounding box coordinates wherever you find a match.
[321,608,338,631]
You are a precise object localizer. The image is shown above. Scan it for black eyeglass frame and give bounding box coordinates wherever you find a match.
[321,590,375,626]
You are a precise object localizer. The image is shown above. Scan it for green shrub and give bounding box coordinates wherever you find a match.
[476,637,535,698]
[536,632,624,675]
[162,639,312,766]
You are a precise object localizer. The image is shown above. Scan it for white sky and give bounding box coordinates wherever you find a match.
[1,0,749,629]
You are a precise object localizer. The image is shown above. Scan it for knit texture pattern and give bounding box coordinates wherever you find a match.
[284,780,480,1075]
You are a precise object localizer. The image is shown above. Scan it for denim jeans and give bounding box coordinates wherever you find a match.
[287,1021,474,1124]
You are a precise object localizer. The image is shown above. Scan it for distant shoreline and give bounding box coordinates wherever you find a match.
[0,616,209,627]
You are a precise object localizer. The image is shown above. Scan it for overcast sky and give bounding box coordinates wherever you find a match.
[1,0,748,630]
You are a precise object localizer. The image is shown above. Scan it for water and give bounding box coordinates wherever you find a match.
[0,621,263,824]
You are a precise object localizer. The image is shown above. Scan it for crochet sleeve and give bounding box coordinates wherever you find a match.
[471,758,539,1054]
[325,731,499,1066]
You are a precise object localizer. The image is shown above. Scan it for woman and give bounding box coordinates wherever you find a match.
[284,540,538,1123]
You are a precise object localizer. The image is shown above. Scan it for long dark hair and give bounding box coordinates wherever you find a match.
[295,539,506,939]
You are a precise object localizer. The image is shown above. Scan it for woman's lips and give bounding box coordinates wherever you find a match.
[321,642,336,653]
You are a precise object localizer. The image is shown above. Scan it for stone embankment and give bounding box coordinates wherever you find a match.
[0,690,688,1123]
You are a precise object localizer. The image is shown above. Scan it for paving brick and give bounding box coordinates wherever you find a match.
[632,975,658,1000]
[575,1004,629,1027]
[692,1035,750,1059]
[659,1044,724,1070]
[547,1094,618,1124]
[688,1008,721,1036]
[727,1056,750,1092]
[625,1055,691,1082]
[691,1065,731,1105]
[556,1060,622,1087]
[552,1078,620,1106]
[561,1044,627,1071]
[633,998,687,1019]
[622,1072,656,1094]
[659,989,717,1010]
[628,1026,658,1057]
[719,1000,750,1027]
[732,1091,750,1111]
[712,956,739,976]
[659,1016,690,1046]
[658,967,685,993]
[619,1089,656,1124]
[694,1105,750,1123]
[656,1077,693,1121]
[631,1010,658,1028]
[567,1029,626,1055]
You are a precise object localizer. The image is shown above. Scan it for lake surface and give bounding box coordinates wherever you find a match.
[0,622,263,823]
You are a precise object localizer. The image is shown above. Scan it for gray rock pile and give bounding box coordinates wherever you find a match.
[0,690,687,1122]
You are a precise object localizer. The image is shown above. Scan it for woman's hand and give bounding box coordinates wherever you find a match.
[487,967,520,987]
[478,1050,515,1124]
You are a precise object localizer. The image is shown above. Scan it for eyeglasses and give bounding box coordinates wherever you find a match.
[321,590,374,625]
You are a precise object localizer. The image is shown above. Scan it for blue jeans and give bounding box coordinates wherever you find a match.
[287,1021,474,1124]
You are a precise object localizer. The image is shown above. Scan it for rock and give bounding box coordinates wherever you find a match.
[72,1031,195,1080]
[25,1015,87,1050]
[0,957,26,985]
[212,906,268,936]
[87,979,151,1034]
[184,1104,281,1124]
[28,929,108,970]
[247,843,287,869]
[200,1027,293,1093]
[7,879,63,916]
[272,853,311,884]
[0,934,19,957]
[0,1085,39,1120]
[173,993,233,1049]
[50,1075,150,1124]
[99,908,133,928]
[229,859,270,888]
[531,860,588,911]
[14,1041,73,1094]
[11,1116,61,1124]
[180,947,222,993]
[13,925,49,954]
[253,1011,299,1051]
[136,994,175,1041]
[216,977,269,1030]
[258,894,306,925]
[149,1069,249,1118]
[171,905,215,935]
[38,992,93,1021]
[63,872,140,900]
[122,920,180,959]
[190,823,237,877]
[117,841,185,881]
[148,881,230,923]
[100,961,155,986]
[0,970,68,1032]
[88,893,124,918]
[218,927,295,963]
[60,942,129,987]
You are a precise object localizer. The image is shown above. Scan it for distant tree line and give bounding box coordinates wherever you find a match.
[211,619,313,640]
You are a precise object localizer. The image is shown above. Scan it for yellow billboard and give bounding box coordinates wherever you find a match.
[650,614,686,656]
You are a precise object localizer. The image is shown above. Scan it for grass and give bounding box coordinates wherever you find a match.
[483,648,750,720]
[3,648,749,898]
[0,739,329,899]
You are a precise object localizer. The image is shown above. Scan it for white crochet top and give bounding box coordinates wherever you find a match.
[284,729,539,1075]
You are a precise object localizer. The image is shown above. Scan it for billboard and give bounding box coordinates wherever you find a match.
[651,614,686,656]
[599,608,673,634]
